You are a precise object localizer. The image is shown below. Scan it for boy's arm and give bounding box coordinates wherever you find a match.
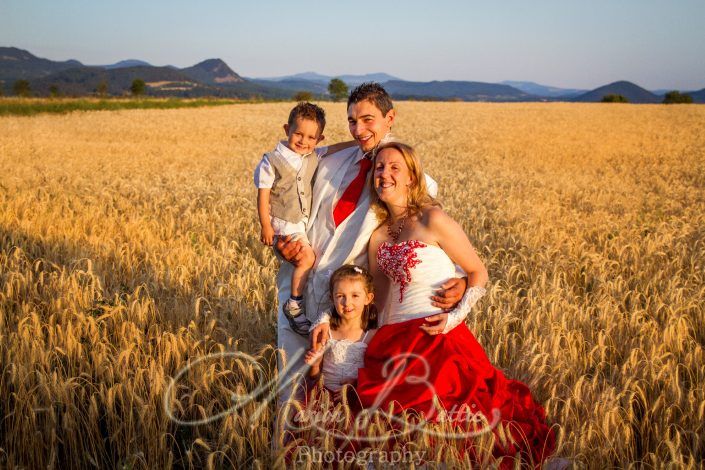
[318,140,357,157]
[257,189,275,245]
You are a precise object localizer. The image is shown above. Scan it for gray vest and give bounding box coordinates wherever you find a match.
[267,149,318,224]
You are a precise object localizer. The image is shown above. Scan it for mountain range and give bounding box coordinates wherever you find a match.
[1,47,703,103]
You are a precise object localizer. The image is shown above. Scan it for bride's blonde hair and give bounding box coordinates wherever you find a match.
[369,141,440,224]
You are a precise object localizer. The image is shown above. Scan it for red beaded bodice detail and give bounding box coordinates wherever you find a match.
[377,240,426,302]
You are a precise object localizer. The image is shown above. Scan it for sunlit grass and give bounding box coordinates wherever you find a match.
[1,102,703,467]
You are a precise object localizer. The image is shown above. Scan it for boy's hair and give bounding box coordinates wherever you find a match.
[328,264,378,331]
[288,102,326,134]
[347,82,394,116]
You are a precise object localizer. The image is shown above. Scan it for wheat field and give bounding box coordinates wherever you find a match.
[1,101,703,468]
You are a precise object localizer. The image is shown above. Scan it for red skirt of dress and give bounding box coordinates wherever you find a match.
[356,317,556,466]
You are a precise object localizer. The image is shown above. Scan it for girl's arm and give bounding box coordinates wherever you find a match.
[319,140,357,157]
[305,349,324,378]
[368,229,390,326]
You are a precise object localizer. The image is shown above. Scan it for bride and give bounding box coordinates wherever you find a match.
[354,141,556,465]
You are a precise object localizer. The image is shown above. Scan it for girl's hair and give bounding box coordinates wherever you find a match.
[328,265,378,331]
[368,141,440,224]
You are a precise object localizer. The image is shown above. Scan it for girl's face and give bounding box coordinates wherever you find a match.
[332,278,374,323]
[374,147,414,207]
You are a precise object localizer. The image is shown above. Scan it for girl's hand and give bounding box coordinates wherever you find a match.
[304,348,323,365]
[310,322,330,352]
[419,313,448,336]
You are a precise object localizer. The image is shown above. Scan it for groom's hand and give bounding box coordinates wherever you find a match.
[431,277,468,311]
[275,235,303,266]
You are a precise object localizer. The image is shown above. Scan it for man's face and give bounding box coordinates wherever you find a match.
[347,100,396,153]
[284,117,323,156]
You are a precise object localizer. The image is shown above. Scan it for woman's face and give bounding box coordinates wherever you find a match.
[373,147,414,207]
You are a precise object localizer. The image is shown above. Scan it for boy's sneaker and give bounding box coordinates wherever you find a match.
[284,298,311,336]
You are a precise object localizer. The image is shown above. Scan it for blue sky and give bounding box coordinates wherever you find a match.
[2,0,704,90]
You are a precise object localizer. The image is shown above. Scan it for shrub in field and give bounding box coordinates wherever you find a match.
[663,90,693,104]
[601,93,628,102]
[13,79,31,97]
[293,91,313,101]
[131,78,146,96]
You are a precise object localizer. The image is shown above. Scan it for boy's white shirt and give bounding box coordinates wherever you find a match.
[253,141,327,189]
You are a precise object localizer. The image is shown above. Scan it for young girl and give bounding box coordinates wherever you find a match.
[304,265,378,395]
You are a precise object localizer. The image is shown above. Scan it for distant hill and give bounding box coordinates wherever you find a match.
[2,46,703,102]
[102,59,152,69]
[249,77,329,95]
[337,73,401,86]
[573,81,661,103]
[23,62,293,99]
[501,80,586,98]
[0,46,83,81]
[686,88,705,103]
[257,71,332,83]
[384,80,538,101]
[180,59,245,85]
[27,65,199,96]
[256,72,401,86]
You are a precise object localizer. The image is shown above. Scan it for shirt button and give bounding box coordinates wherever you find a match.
[300,192,304,195]
[297,177,302,181]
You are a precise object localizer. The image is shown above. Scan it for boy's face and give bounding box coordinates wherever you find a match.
[347,99,396,153]
[284,117,323,156]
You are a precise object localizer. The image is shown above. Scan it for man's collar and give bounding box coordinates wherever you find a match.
[356,132,395,162]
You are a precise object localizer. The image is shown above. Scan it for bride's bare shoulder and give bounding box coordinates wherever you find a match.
[370,222,387,240]
[419,206,451,228]
[369,224,387,248]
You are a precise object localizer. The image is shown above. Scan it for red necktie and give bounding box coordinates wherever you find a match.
[333,157,373,227]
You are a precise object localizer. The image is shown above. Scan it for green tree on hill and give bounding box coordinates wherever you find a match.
[96,80,109,97]
[49,85,59,97]
[130,78,146,96]
[663,91,693,104]
[293,91,313,102]
[13,79,31,97]
[328,78,348,102]
[601,94,628,103]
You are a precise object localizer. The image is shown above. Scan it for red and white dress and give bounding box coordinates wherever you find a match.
[356,240,555,465]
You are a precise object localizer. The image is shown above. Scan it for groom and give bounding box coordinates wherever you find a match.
[275,83,467,401]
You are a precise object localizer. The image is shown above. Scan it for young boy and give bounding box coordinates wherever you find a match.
[254,102,354,336]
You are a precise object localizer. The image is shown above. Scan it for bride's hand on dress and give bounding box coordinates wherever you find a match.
[419,313,449,336]
[431,277,468,311]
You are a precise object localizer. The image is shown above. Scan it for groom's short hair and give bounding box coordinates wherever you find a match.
[347,82,394,116]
